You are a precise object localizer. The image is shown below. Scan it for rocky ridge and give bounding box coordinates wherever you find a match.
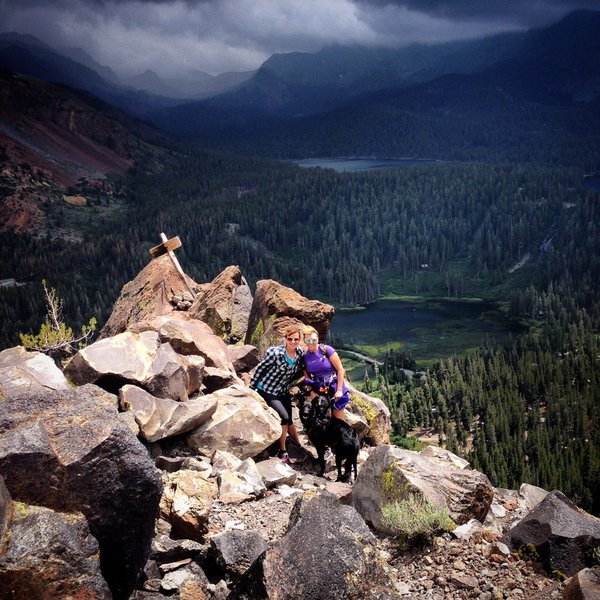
[0,256,599,600]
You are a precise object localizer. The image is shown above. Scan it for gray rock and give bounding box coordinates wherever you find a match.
[64,330,198,401]
[188,265,252,343]
[346,382,390,445]
[159,469,218,541]
[0,474,9,543]
[119,384,217,442]
[255,457,297,489]
[0,346,70,398]
[502,490,600,576]
[210,529,268,578]
[563,567,600,600]
[160,561,209,595]
[519,482,549,512]
[202,365,241,393]
[186,385,281,460]
[0,503,111,599]
[231,491,400,600]
[352,445,493,533]
[228,344,260,375]
[0,384,163,599]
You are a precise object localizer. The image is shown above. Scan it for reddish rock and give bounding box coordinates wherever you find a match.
[100,255,197,338]
[245,279,334,353]
[188,265,252,343]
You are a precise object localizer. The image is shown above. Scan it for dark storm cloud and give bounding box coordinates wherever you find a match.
[0,0,597,77]
[355,0,600,25]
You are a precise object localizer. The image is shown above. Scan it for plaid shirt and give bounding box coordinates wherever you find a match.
[249,344,304,396]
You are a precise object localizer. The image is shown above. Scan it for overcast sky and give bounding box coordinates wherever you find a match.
[0,0,598,78]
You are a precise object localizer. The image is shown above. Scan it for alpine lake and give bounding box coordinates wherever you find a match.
[326,299,523,380]
[295,157,524,378]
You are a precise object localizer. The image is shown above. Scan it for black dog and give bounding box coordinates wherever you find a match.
[298,393,359,483]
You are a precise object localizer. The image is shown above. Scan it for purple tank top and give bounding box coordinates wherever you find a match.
[304,344,335,379]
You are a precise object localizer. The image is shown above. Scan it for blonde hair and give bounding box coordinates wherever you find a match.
[302,325,318,338]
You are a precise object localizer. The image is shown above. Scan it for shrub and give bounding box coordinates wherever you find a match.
[381,493,455,547]
[19,280,96,359]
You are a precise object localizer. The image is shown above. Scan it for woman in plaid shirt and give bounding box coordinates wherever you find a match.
[249,325,305,463]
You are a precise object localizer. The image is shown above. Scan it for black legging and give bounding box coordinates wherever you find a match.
[257,389,293,425]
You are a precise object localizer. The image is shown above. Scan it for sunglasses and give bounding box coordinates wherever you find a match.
[286,337,301,342]
[304,337,318,343]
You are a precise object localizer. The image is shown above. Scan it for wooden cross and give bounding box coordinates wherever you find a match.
[150,232,196,298]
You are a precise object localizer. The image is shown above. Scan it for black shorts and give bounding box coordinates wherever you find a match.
[257,389,293,425]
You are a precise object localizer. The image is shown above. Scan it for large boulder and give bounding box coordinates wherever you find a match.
[63,329,201,401]
[502,490,600,577]
[129,314,237,373]
[100,254,197,338]
[0,384,163,599]
[0,346,70,398]
[188,265,253,343]
[352,445,494,533]
[245,279,334,353]
[186,385,281,460]
[210,529,269,580]
[119,384,218,442]
[563,567,600,600]
[347,383,390,444]
[232,491,401,600]
[0,503,111,599]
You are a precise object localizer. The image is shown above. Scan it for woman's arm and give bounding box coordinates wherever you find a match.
[328,350,346,397]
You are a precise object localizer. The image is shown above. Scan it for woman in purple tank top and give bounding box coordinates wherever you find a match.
[302,325,350,421]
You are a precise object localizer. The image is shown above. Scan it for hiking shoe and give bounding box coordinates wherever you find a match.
[276,450,290,463]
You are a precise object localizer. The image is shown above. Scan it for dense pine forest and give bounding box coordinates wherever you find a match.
[1,146,599,513]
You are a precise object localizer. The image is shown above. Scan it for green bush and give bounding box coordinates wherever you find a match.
[381,493,455,547]
[19,280,96,359]
[517,543,540,562]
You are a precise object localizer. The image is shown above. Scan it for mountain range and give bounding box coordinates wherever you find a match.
[2,9,600,156]
[147,9,600,162]
[1,7,599,232]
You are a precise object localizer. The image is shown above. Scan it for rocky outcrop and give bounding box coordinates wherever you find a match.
[63,329,204,400]
[352,445,494,532]
[233,491,401,600]
[347,383,390,444]
[502,490,600,577]
[119,384,218,442]
[130,315,237,373]
[99,254,197,338]
[0,346,71,398]
[0,503,112,599]
[186,385,282,460]
[188,265,253,343]
[0,384,163,599]
[245,279,334,353]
